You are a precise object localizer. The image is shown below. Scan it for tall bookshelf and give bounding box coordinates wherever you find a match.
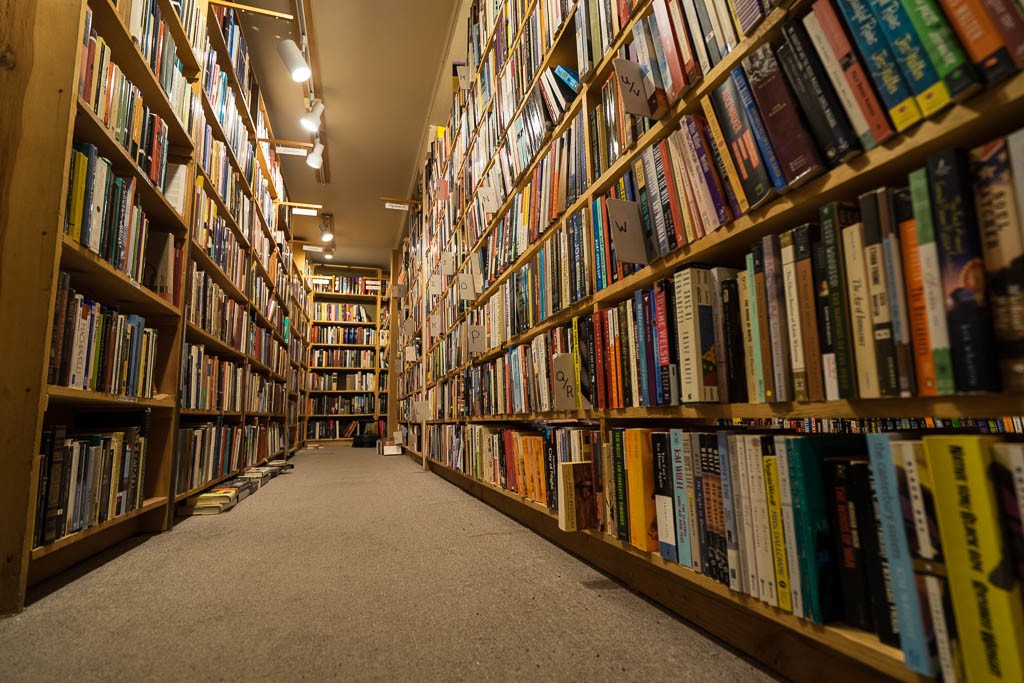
[395,0,1024,680]
[0,0,308,614]
[306,263,390,444]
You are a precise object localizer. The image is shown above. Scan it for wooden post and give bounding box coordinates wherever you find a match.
[0,0,87,615]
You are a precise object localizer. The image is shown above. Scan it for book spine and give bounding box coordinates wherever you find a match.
[653,432,679,562]
[613,429,629,543]
[721,278,749,402]
[670,429,693,568]
[748,436,777,606]
[928,148,1000,393]
[780,231,809,401]
[820,203,859,398]
[935,0,1017,83]
[696,269,719,403]
[897,188,940,396]
[979,0,1024,68]
[710,78,774,209]
[899,0,981,99]
[763,235,792,402]
[826,459,875,631]
[752,247,775,401]
[738,268,758,402]
[775,437,804,617]
[762,444,793,611]
[842,221,881,398]
[718,432,742,592]
[908,168,956,394]
[730,67,788,192]
[700,96,750,215]
[859,190,901,397]
[794,226,826,401]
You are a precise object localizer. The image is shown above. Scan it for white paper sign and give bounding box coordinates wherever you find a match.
[392,283,407,298]
[429,273,443,294]
[401,319,415,336]
[393,430,404,444]
[612,58,653,118]
[467,324,486,354]
[479,184,500,212]
[430,312,442,335]
[551,353,578,411]
[457,273,477,301]
[405,345,417,362]
[606,198,651,265]
[440,252,456,275]
[456,64,470,90]
[414,400,430,421]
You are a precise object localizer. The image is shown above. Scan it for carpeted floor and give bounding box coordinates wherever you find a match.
[0,447,774,681]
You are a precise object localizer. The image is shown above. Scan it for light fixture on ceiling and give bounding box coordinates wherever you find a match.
[323,245,335,260]
[306,141,324,169]
[320,215,334,243]
[300,100,325,132]
[278,39,311,82]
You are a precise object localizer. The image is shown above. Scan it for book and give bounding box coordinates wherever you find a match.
[625,429,659,552]
[859,189,900,397]
[934,0,1017,84]
[652,432,678,562]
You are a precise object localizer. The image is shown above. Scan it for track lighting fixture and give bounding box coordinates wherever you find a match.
[300,100,325,132]
[306,141,324,169]
[323,246,335,260]
[278,39,311,82]
[320,215,334,242]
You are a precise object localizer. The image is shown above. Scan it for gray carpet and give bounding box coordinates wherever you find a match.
[0,447,774,681]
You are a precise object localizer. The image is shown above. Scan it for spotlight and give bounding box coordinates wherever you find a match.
[278,39,311,82]
[306,141,324,169]
[323,246,335,260]
[320,217,334,243]
[300,100,324,132]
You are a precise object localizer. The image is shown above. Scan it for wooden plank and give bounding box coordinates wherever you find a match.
[426,460,919,683]
[0,0,88,615]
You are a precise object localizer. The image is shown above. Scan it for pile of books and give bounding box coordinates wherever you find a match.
[177,460,294,516]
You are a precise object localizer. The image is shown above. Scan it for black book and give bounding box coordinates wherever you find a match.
[612,429,630,543]
[776,23,858,168]
[709,77,774,210]
[33,428,54,547]
[544,432,558,511]
[617,300,633,407]
[720,278,748,402]
[824,457,874,632]
[864,467,902,647]
[928,149,1000,393]
[858,190,900,397]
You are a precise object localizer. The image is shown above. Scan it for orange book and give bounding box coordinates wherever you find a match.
[625,430,659,552]
[897,190,937,396]
[935,0,1017,84]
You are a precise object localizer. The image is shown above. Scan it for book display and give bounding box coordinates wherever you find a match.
[0,0,310,613]
[306,263,390,443]
[390,0,1024,679]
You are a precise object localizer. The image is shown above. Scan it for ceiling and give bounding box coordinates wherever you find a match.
[240,0,468,268]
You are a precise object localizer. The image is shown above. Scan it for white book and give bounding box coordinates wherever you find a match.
[746,434,777,607]
[674,268,701,403]
[842,222,880,397]
[682,433,702,572]
[734,434,759,599]
[802,12,874,150]
[65,440,81,535]
[725,434,747,594]
[677,0,711,75]
[774,435,804,619]
[737,270,758,404]
[780,232,807,401]
[710,0,739,51]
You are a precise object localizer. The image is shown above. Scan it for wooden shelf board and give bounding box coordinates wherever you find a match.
[30,497,168,560]
[185,322,248,362]
[310,319,376,325]
[189,241,248,303]
[60,235,181,319]
[46,385,175,409]
[311,291,379,301]
[179,408,245,418]
[154,0,203,79]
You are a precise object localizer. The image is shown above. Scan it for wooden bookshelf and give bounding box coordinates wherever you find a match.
[0,0,311,613]
[395,0,1024,679]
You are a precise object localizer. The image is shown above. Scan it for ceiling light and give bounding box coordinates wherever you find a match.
[278,39,311,82]
[292,206,318,216]
[300,100,324,132]
[306,141,324,169]
[320,222,334,242]
[323,246,334,260]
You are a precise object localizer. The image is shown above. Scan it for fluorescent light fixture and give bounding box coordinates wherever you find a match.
[302,245,324,253]
[278,39,311,82]
[276,145,308,157]
[300,100,325,132]
[292,206,318,216]
[306,141,324,169]
[385,202,411,211]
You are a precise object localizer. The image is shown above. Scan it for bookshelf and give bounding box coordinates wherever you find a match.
[396,0,1024,680]
[306,263,390,444]
[0,0,309,614]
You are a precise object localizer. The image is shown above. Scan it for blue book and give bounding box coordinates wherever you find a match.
[730,68,787,192]
[633,290,649,407]
[669,429,693,568]
[554,64,582,93]
[592,200,605,291]
[717,431,742,592]
[866,434,935,676]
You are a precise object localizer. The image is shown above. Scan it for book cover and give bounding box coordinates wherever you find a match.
[625,429,659,552]
[710,76,775,209]
[653,431,679,562]
[763,234,792,402]
[934,0,1017,84]
[669,429,693,567]
[794,225,826,401]
[780,230,809,401]
[859,189,900,397]
[928,148,1000,393]
[924,435,1024,682]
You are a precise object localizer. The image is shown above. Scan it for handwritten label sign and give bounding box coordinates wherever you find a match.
[479,184,500,212]
[401,319,415,336]
[467,324,486,354]
[551,353,578,411]
[392,283,407,298]
[612,58,653,118]
[606,198,651,265]
[429,273,443,294]
[457,273,477,301]
[438,179,449,201]
[414,400,430,422]
[393,430,404,445]
[430,312,442,335]
[468,256,484,292]
[440,252,456,275]
[456,64,470,90]
[405,345,417,362]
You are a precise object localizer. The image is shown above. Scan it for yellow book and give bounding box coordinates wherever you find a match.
[762,454,793,612]
[924,435,1024,682]
[625,429,659,552]
[915,81,951,120]
[69,150,88,242]
[699,97,749,215]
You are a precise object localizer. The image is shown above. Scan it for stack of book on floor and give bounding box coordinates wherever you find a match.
[177,461,294,516]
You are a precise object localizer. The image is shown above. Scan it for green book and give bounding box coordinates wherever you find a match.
[745,252,766,403]
[897,0,980,100]
[818,202,858,398]
[612,428,630,543]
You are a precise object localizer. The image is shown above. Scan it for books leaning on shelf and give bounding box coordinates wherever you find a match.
[429,423,1024,681]
[178,477,254,516]
[174,422,252,495]
[47,271,159,398]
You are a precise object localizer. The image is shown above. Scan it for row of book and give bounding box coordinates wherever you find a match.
[306,418,363,440]
[432,423,1024,681]
[170,0,210,63]
[187,262,249,352]
[310,275,383,295]
[309,348,376,369]
[308,371,377,392]
[33,420,150,547]
[48,272,159,397]
[66,144,184,305]
[174,421,257,494]
[244,372,285,415]
[180,342,245,411]
[179,459,294,516]
[307,395,375,415]
[248,324,286,375]
[311,302,372,322]
[191,180,247,291]
[310,325,376,345]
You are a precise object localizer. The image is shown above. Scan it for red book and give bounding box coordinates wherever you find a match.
[593,309,607,409]
[652,0,688,99]
[653,282,673,405]
[618,0,634,28]
[666,0,701,86]
[657,140,687,248]
[812,0,894,145]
